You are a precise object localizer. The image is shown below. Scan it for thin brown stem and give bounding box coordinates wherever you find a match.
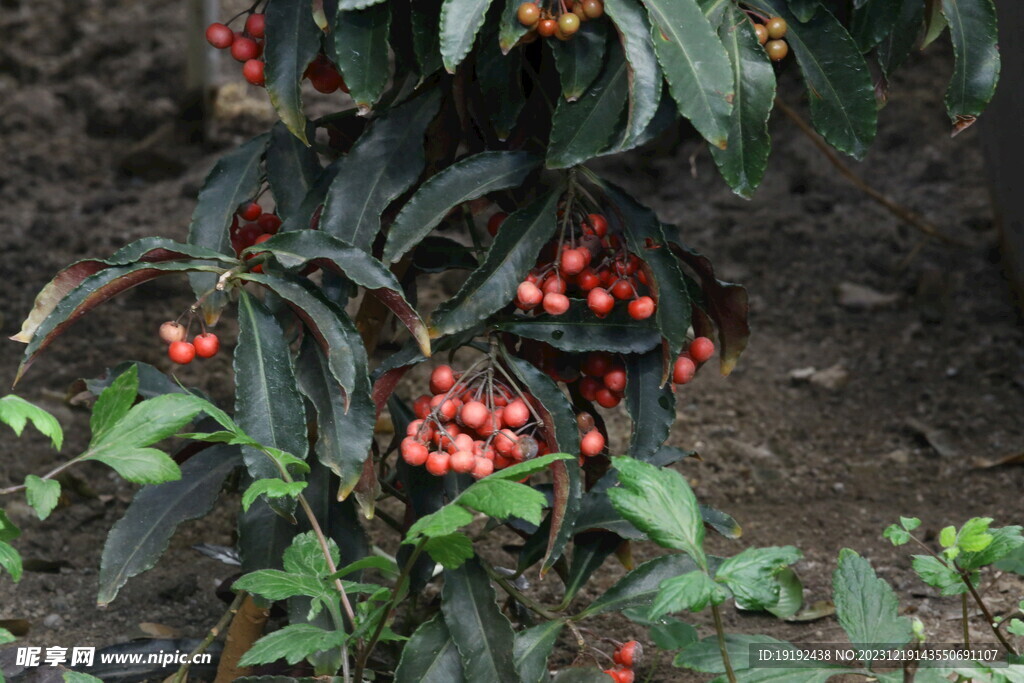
[172,590,247,683]
[958,567,1019,656]
[711,603,737,683]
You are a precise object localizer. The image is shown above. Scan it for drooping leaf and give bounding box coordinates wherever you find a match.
[89,364,139,442]
[579,553,699,617]
[264,1,322,143]
[0,396,63,450]
[710,4,776,198]
[604,0,663,147]
[441,558,520,683]
[851,0,903,52]
[878,0,926,78]
[332,2,392,112]
[746,0,876,158]
[624,349,676,462]
[765,567,804,619]
[384,151,540,264]
[497,302,661,354]
[0,542,22,582]
[457,478,547,525]
[234,291,309,496]
[714,546,802,611]
[514,620,565,683]
[498,0,530,52]
[429,185,561,337]
[97,444,242,605]
[238,624,345,667]
[439,0,496,73]
[476,27,526,139]
[833,548,913,653]
[700,504,743,540]
[319,90,442,252]
[24,476,61,521]
[563,532,621,604]
[643,0,734,148]
[940,0,1000,134]
[267,122,321,222]
[242,479,308,512]
[552,21,609,101]
[547,44,629,169]
[789,0,819,22]
[649,570,728,619]
[410,0,444,81]
[394,615,466,682]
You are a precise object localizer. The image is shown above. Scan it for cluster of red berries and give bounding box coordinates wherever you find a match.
[671,336,715,385]
[159,322,220,365]
[205,13,267,86]
[517,0,604,40]
[603,640,641,682]
[230,201,281,270]
[502,212,655,321]
[751,15,789,61]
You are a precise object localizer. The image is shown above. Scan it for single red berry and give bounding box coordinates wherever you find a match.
[580,429,605,457]
[257,213,282,234]
[543,292,570,315]
[205,22,235,49]
[494,429,519,455]
[517,281,543,308]
[487,212,507,236]
[307,61,345,93]
[460,401,489,430]
[560,249,586,276]
[472,457,495,479]
[587,287,615,317]
[406,419,425,437]
[579,376,602,401]
[244,12,266,38]
[430,365,456,394]
[193,332,220,358]
[594,387,621,408]
[517,2,541,26]
[603,367,627,393]
[542,273,566,295]
[585,213,608,237]
[627,295,655,320]
[425,451,451,476]
[231,36,260,62]
[239,202,262,221]
[611,279,635,300]
[450,449,476,474]
[617,641,642,668]
[430,395,460,421]
[673,355,696,385]
[401,438,429,466]
[576,268,600,291]
[168,341,196,365]
[503,399,530,428]
[243,59,265,86]
[159,321,187,344]
[689,336,715,363]
[537,18,557,37]
[754,23,768,45]
[413,395,432,419]
[558,12,581,35]
[582,352,613,377]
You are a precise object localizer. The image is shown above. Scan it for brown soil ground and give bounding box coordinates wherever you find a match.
[1,1,1022,681]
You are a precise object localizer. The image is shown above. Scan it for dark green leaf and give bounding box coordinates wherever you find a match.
[89,364,139,442]
[498,0,530,52]
[300,463,369,569]
[394,615,466,682]
[624,349,675,462]
[384,151,541,264]
[234,291,309,495]
[411,0,444,81]
[413,236,479,272]
[715,546,802,611]
[476,28,526,139]
[700,504,743,539]
[675,634,804,672]
[496,303,661,354]
[878,0,925,78]
[576,489,645,539]
[851,0,903,52]
[242,479,308,512]
[24,476,61,521]
[267,122,321,222]
[319,90,441,251]
[97,444,241,605]
[239,496,298,571]
[439,0,496,73]
[579,553,699,617]
[710,5,776,198]
[922,0,948,47]
[563,532,621,604]
[429,186,561,336]
[547,44,629,169]
[644,0,734,148]
[789,0,819,22]
[553,21,609,101]
[441,558,520,683]
[0,396,63,450]
[332,3,392,112]
[747,0,876,158]
[514,620,565,683]
[0,510,21,543]
[264,1,322,144]
[650,618,699,650]
[833,549,913,651]
[649,570,727,618]
[940,0,1000,132]
[604,0,663,147]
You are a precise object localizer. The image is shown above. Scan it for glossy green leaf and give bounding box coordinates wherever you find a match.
[407,504,476,540]
[563,532,621,604]
[499,0,530,52]
[700,504,743,540]
[941,0,1000,133]
[476,28,526,139]
[487,452,576,482]
[624,349,676,462]
[384,151,541,264]
[833,548,913,652]
[604,0,663,147]
[789,0,819,22]
[395,615,466,682]
[547,44,629,169]
[24,476,60,521]
[267,122,321,222]
[441,558,520,683]
[429,186,561,336]
[411,0,444,81]
[715,546,802,610]
[747,0,876,158]
[650,571,727,619]
[0,396,63,450]
[644,0,734,148]
[97,444,242,605]
[440,0,496,73]
[649,618,699,650]
[332,3,392,112]
[496,303,661,354]
[878,0,926,78]
[553,21,609,101]
[239,496,298,571]
[710,4,776,198]
[234,291,309,494]
[579,553,699,617]
[851,0,903,52]
[514,620,565,683]
[922,0,948,48]
[242,478,308,512]
[319,91,441,251]
[264,1,322,144]
[89,363,139,442]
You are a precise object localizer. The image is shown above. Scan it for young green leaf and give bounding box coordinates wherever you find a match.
[941,0,1000,134]
[233,570,330,602]
[0,396,63,450]
[237,623,345,667]
[332,3,392,112]
[515,620,566,683]
[552,21,609,101]
[242,478,308,512]
[424,534,475,569]
[910,555,965,595]
[901,516,922,531]
[883,524,911,546]
[406,504,475,541]
[283,532,341,578]
[649,570,728,619]
[89,363,139,442]
[267,121,321,222]
[956,517,994,552]
[939,525,957,548]
[714,546,802,611]
[24,476,61,521]
[959,525,1024,570]
[394,615,466,682]
[0,627,15,645]
[604,0,663,148]
[439,0,496,73]
[456,478,547,526]
[579,552,699,617]
[833,549,913,652]
[0,542,22,582]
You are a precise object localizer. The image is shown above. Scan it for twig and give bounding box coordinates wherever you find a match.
[172,590,247,683]
[774,98,969,248]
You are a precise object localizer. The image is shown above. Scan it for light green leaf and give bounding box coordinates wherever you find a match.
[87,447,181,485]
[911,555,967,595]
[649,570,728,619]
[242,479,308,512]
[0,542,22,582]
[883,524,911,546]
[406,504,475,541]
[24,475,61,521]
[90,393,207,451]
[715,546,802,610]
[424,533,475,569]
[833,549,912,652]
[456,479,547,526]
[486,452,575,482]
[0,395,63,450]
[238,623,345,666]
[956,517,994,552]
[89,363,139,442]
[0,627,15,645]
[62,673,104,683]
[233,569,329,602]
[901,516,922,531]
[939,525,957,548]
[285,531,341,578]
[960,526,1024,570]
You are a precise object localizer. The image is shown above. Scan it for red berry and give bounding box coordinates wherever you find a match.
[517,281,543,308]
[159,321,187,344]
[617,641,641,668]
[673,355,696,385]
[472,457,495,479]
[413,395,432,419]
[460,401,489,430]
[306,60,344,93]
[595,387,621,408]
[205,23,235,49]
[401,438,429,466]
[580,429,605,457]
[611,279,635,300]
[193,332,220,358]
[576,268,600,291]
[239,202,262,221]
[450,449,476,474]
[244,12,266,38]
[430,395,460,421]
[560,249,586,276]
[494,429,519,455]
[603,368,626,393]
[406,419,425,437]
[503,399,530,428]
[243,59,265,86]
[627,296,655,320]
[587,287,615,317]
[425,451,450,476]
[542,274,566,295]
[257,213,282,234]
[430,365,456,394]
[689,336,715,363]
[582,352,612,377]
[543,292,570,315]
[231,36,260,62]
[579,376,602,401]
[168,341,196,365]
[487,212,507,236]
[585,213,608,237]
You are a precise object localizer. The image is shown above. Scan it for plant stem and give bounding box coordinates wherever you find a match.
[962,593,971,648]
[483,560,562,621]
[711,603,737,683]
[958,567,1019,656]
[171,590,247,683]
